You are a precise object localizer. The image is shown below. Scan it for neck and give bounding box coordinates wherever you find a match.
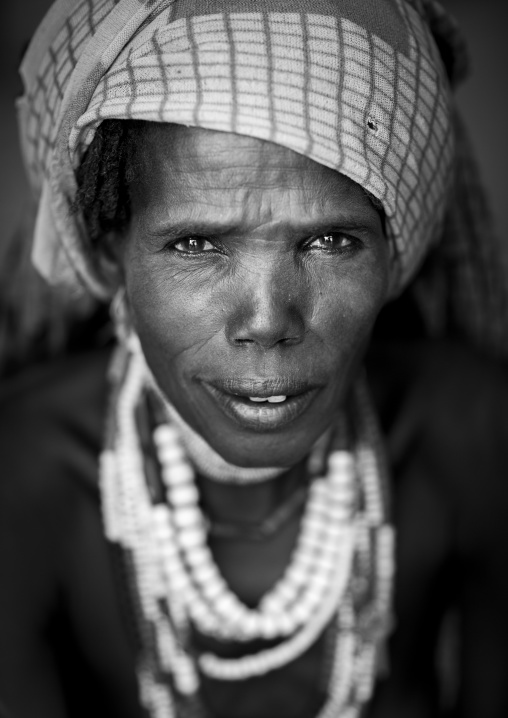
[196,458,308,525]
[143,362,288,484]
[135,338,332,518]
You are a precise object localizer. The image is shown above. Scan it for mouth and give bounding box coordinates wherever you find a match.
[200,378,320,432]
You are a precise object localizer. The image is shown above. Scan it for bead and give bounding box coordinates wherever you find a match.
[212,591,239,613]
[162,463,194,486]
[259,594,285,614]
[157,443,186,467]
[177,527,204,549]
[191,607,217,635]
[159,542,179,563]
[285,565,311,589]
[275,611,297,636]
[188,598,211,622]
[152,424,180,448]
[301,534,323,553]
[327,450,354,472]
[152,503,171,523]
[192,561,218,586]
[175,666,199,696]
[184,545,208,568]
[325,523,346,541]
[173,506,203,529]
[258,615,280,640]
[167,570,190,593]
[271,583,299,607]
[291,601,313,625]
[201,578,225,602]
[300,584,325,610]
[153,513,172,540]
[291,549,316,569]
[240,613,261,637]
[302,515,328,535]
[100,353,393,705]
[168,483,199,506]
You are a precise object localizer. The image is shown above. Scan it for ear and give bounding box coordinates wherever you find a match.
[91,231,125,294]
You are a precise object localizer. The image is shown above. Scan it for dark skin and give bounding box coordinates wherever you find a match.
[113,124,389,470]
[1,126,508,717]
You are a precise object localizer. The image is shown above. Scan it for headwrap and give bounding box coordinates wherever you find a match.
[17,0,508,354]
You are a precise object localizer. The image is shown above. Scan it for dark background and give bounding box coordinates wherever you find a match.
[0,0,507,271]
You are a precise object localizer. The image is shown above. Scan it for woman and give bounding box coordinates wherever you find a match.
[2,0,508,716]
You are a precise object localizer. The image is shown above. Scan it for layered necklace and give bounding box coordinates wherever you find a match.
[99,338,395,718]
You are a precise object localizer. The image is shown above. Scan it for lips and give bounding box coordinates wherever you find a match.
[200,377,320,432]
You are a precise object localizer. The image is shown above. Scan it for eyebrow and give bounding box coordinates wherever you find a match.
[146,216,382,240]
[148,221,244,239]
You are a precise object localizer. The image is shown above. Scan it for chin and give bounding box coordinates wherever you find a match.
[204,425,323,469]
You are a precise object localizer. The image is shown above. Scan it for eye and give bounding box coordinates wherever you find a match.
[307,233,355,252]
[172,236,215,254]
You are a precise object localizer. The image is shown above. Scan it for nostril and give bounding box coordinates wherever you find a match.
[233,335,299,349]
[234,337,255,346]
[226,292,306,349]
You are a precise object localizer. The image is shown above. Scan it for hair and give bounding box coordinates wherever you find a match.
[74,119,141,248]
[75,119,385,245]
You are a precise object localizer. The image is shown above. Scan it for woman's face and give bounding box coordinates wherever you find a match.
[115,124,389,468]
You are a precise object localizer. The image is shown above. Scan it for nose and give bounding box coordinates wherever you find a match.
[225,259,306,350]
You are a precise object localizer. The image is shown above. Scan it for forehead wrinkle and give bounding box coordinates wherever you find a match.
[139,156,323,228]
[154,183,329,236]
[135,124,382,233]
[164,154,322,194]
[139,122,328,190]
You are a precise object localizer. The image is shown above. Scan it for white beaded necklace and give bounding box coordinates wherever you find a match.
[99,340,395,718]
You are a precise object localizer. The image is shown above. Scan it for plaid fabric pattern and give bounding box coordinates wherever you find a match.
[17,0,508,352]
[18,0,454,297]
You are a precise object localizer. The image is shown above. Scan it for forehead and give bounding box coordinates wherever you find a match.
[132,122,375,215]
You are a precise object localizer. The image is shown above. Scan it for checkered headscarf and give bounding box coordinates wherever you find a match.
[17,0,508,353]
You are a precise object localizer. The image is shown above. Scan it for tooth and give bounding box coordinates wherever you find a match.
[267,395,287,403]
[249,397,268,402]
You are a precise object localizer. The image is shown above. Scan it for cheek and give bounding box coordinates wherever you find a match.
[123,254,226,369]
[122,237,389,383]
[311,251,390,358]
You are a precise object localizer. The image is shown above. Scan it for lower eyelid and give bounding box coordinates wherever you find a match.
[307,237,354,249]
[172,239,214,253]
[168,244,226,259]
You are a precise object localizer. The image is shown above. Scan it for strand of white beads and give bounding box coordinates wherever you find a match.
[110,348,199,702]
[376,524,395,621]
[316,602,357,718]
[354,379,395,658]
[99,341,394,716]
[115,347,159,621]
[152,486,343,649]
[354,378,388,527]
[260,450,356,616]
[100,348,178,715]
[198,524,355,679]
[138,661,176,718]
[153,422,356,644]
[315,377,394,718]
